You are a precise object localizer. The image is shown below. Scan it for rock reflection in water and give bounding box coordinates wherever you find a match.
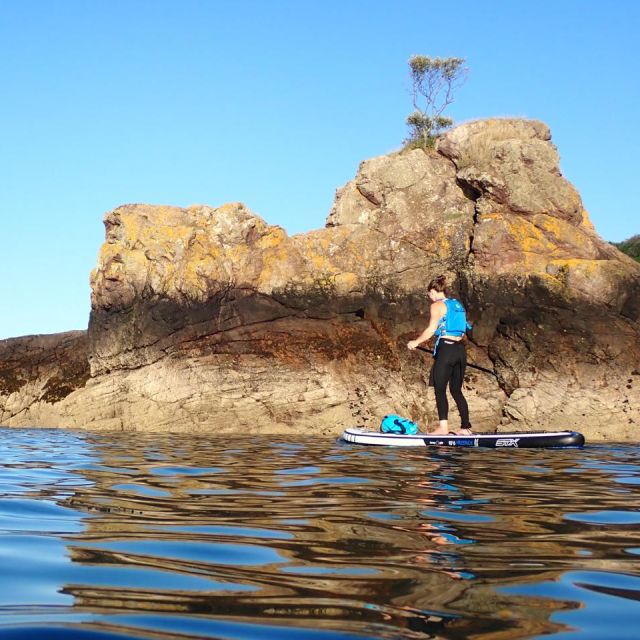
[1,429,639,639]
[61,436,469,638]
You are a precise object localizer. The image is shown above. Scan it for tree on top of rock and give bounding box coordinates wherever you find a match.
[405,55,467,150]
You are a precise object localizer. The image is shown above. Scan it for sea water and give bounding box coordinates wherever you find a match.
[0,427,638,639]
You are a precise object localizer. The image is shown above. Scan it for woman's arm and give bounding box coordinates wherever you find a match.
[407,301,445,350]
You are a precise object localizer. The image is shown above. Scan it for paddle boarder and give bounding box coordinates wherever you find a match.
[407,275,472,436]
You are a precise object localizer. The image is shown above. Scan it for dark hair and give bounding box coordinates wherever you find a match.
[427,275,447,294]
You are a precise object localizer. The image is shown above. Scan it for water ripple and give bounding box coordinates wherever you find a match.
[0,430,638,639]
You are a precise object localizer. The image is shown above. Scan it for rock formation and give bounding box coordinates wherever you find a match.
[0,331,89,425]
[1,118,639,439]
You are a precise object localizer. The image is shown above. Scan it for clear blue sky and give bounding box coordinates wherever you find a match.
[1,0,638,339]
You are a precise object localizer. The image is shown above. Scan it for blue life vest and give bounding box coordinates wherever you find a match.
[380,414,419,435]
[434,298,471,355]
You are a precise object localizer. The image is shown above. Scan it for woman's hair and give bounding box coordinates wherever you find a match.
[427,275,447,294]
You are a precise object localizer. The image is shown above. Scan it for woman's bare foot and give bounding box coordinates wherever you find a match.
[428,427,450,435]
[455,428,473,436]
[429,419,450,436]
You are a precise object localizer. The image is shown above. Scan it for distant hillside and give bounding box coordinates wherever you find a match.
[614,235,640,262]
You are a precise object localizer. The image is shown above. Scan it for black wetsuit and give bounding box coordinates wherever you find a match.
[430,340,471,428]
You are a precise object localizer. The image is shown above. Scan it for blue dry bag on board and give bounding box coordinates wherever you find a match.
[380,414,419,435]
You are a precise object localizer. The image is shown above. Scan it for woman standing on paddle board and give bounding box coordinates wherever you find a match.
[407,275,472,436]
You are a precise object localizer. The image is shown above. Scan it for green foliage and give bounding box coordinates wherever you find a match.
[613,235,640,262]
[404,55,467,150]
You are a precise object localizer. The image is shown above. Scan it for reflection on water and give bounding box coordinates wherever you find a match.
[0,428,639,639]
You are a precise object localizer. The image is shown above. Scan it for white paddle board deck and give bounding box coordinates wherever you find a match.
[341,427,585,448]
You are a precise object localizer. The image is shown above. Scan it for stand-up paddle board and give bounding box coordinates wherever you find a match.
[341,427,585,448]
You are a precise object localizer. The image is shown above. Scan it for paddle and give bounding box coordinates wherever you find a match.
[416,345,497,377]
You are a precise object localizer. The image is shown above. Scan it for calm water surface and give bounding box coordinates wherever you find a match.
[0,428,638,639]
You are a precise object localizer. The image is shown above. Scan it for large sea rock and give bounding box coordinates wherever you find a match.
[1,119,639,438]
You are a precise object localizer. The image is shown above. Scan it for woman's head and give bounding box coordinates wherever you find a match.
[427,275,447,301]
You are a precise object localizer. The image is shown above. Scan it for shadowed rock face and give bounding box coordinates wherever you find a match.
[0,332,89,426]
[1,118,638,438]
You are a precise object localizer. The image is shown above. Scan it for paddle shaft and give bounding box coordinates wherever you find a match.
[416,345,496,377]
